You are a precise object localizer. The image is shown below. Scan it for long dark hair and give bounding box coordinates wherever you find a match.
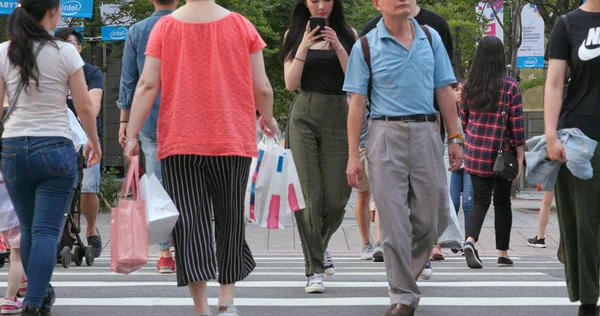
[7,0,59,90]
[463,36,506,111]
[281,0,355,62]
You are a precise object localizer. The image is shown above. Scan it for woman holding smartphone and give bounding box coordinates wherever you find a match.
[282,0,356,294]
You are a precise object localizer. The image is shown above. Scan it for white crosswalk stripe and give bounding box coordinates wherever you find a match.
[0,253,594,316]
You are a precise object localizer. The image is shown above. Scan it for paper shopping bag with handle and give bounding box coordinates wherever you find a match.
[110,156,149,274]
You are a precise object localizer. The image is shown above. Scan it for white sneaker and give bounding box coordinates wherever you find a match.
[216,305,239,316]
[361,242,375,260]
[324,248,335,276]
[305,273,325,293]
[420,261,433,280]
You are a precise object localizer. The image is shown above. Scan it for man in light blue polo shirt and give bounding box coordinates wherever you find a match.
[344,0,463,315]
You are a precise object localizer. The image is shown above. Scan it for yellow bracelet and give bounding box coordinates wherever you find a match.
[447,133,464,141]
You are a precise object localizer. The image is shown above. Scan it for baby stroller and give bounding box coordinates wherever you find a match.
[56,149,96,268]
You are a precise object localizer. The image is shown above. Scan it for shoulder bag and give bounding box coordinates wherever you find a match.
[492,82,519,181]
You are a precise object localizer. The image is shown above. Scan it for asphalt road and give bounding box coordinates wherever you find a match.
[0,252,587,316]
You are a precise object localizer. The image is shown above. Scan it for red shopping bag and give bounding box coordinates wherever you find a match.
[110,156,149,274]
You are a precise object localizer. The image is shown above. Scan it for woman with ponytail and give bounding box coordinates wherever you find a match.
[0,0,101,315]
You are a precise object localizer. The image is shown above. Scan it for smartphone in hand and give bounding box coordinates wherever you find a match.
[309,16,326,40]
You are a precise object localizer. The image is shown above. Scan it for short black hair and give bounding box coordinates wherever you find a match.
[155,0,177,5]
[451,78,464,89]
[54,27,83,45]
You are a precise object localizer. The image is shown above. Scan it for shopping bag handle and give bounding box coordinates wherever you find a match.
[121,155,140,200]
[260,134,282,148]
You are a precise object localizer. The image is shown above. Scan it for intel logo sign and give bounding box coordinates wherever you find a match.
[110,27,128,40]
[61,0,81,16]
[523,57,538,67]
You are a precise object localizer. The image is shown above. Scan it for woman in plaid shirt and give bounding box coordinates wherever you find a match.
[459,36,525,269]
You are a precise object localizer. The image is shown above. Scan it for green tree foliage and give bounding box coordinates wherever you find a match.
[63,0,575,122]
[420,0,487,78]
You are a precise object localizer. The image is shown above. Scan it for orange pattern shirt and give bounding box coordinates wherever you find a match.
[145,13,267,159]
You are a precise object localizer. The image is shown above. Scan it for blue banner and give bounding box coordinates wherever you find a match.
[101,26,128,41]
[517,56,545,68]
[0,1,18,15]
[0,0,93,18]
[60,0,93,18]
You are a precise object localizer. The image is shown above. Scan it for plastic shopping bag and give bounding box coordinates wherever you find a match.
[245,137,303,229]
[68,108,87,152]
[438,144,465,249]
[285,149,305,213]
[437,189,464,249]
[110,156,149,274]
[140,173,179,246]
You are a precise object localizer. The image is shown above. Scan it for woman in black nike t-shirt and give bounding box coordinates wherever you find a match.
[544,1,600,315]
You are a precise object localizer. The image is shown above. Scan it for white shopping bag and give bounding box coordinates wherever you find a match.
[139,173,179,246]
[245,136,296,229]
[437,189,465,249]
[284,149,305,212]
[438,142,465,249]
[67,108,87,152]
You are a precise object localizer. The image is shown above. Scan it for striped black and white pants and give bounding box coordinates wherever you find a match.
[161,155,256,286]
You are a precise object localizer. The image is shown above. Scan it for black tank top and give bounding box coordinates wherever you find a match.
[300,50,345,95]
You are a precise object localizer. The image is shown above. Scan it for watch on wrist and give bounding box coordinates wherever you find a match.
[449,138,464,145]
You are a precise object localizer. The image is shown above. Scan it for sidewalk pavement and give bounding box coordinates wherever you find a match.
[92,191,557,257]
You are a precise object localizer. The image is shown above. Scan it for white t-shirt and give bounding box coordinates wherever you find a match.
[0,40,85,140]
[0,174,18,232]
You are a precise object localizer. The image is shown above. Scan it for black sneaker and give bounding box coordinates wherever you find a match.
[578,304,599,316]
[463,241,483,269]
[87,232,102,258]
[22,305,41,316]
[498,256,514,267]
[527,236,546,248]
[40,284,55,316]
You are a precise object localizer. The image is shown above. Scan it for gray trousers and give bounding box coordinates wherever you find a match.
[366,120,449,308]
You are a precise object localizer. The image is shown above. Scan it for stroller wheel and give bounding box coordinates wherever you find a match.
[85,246,95,266]
[73,246,83,266]
[61,246,72,268]
[0,259,4,268]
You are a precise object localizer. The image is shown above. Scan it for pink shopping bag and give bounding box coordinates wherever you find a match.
[110,156,149,274]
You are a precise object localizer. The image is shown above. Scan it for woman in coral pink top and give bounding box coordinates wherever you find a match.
[123,1,278,314]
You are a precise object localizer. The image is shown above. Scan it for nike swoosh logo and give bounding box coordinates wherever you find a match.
[578,42,600,61]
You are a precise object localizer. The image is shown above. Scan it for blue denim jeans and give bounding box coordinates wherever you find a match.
[450,168,473,229]
[139,132,171,251]
[1,137,77,308]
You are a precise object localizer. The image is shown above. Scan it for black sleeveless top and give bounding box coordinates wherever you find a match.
[300,49,346,95]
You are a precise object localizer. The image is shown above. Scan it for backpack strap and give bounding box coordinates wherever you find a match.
[561,14,572,78]
[360,36,373,108]
[361,26,431,111]
[420,25,433,48]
